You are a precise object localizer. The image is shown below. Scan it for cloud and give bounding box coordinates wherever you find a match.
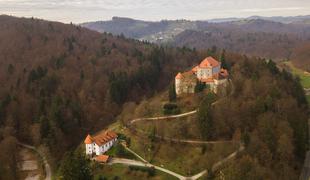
[0,0,309,23]
[240,7,307,13]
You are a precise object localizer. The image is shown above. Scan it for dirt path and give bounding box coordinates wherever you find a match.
[118,142,244,180]
[109,158,187,180]
[130,110,197,124]
[18,148,41,180]
[17,142,51,180]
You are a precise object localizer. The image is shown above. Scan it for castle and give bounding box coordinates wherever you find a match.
[175,56,229,95]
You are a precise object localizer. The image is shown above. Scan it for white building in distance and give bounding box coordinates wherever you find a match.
[84,131,118,156]
[175,56,229,95]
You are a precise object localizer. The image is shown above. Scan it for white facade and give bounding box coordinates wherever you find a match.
[175,56,228,96]
[175,78,182,95]
[85,138,117,155]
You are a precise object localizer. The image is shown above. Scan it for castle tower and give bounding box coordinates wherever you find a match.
[175,72,183,95]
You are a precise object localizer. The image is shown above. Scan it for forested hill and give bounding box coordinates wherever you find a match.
[0,15,205,176]
[82,17,310,61]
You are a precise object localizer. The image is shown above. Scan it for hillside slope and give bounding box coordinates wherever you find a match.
[0,15,203,176]
[82,17,310,60]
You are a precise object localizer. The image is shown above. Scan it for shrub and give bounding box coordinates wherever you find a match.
[128,166,156,177]
[163,103,180,115]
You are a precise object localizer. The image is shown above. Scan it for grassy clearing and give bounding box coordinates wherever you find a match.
[132,115,202,140]
[116,90,205,125]
[123,129,239,176]
[93,164,178,180]
[283,61,310,89]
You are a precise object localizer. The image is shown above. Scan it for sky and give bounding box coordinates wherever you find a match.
[0,0,310,23]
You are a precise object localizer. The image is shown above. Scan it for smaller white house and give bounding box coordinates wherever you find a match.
[84,131,118,156]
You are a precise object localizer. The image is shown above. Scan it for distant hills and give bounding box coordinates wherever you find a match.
[81,15,310,60]
[207,15,310,24]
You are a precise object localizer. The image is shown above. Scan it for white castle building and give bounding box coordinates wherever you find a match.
[84,131,118,156]
[175,56,229,95]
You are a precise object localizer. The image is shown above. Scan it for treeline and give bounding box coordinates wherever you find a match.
[197,58,308,179]
[108,47,166,104]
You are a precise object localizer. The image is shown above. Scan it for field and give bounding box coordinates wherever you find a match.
[282,61,310,104]
[283,61,310,89]
[115,90,205,126]
[94,90,239,178]
[93,164,178,180]
[122,129,239,176]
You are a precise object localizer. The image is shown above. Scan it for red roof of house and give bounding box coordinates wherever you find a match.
[84,134,93,144]
[199,57,220,68]
[93,131,118,146]
[192,66,198,72]
[84,131,117,146]
[175,72,183,79]
[95,155,110,163]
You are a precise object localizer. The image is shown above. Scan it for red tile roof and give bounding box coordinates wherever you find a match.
[84,134,93,144]
[175,72,183,79]
[93,131,118,146]
[192,66,198,73]
[84,131,118,146]
[199,57,220,68]
[95,155,110,163]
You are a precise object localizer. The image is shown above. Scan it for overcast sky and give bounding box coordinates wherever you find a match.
[1,0,310,23]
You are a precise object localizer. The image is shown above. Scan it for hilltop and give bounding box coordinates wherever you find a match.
[82,16,310,61]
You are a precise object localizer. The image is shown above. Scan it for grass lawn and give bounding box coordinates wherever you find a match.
[283,61,310,89]
[93,164,178,180]
[123,129,239,176]
[132,115,202,140]
[307,95,310,104]
[116,90,205,125]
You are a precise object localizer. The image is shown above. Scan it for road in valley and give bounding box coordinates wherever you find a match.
[17,142,51,180]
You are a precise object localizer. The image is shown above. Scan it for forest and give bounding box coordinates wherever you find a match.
[197,59,308,179]
[0,15,308,180]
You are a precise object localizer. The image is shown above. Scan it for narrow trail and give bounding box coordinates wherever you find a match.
[130,110,197,124]
[118,141,244,180]
[112,88,243,179]
[17,142,51,180]
[127,99,234,145]
[109,157,187,180]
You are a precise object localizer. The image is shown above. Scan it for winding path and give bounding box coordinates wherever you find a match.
[130,110,197,124]
[112,91,244,179]
[116,142,244,180]
[127,99,234,145]
[17,142,51,180]
[109,158,186,180]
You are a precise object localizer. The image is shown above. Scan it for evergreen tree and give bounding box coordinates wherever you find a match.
[59,151,93,180]
[195,80,206,93]
[169,83,177,102]
[40,115,50,139]
[220,50,229,70]
[197,93,216,140]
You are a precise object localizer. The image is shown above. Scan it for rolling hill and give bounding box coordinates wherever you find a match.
[0,15,204,175]
[82,16,310,60]
[0,15,309,180]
